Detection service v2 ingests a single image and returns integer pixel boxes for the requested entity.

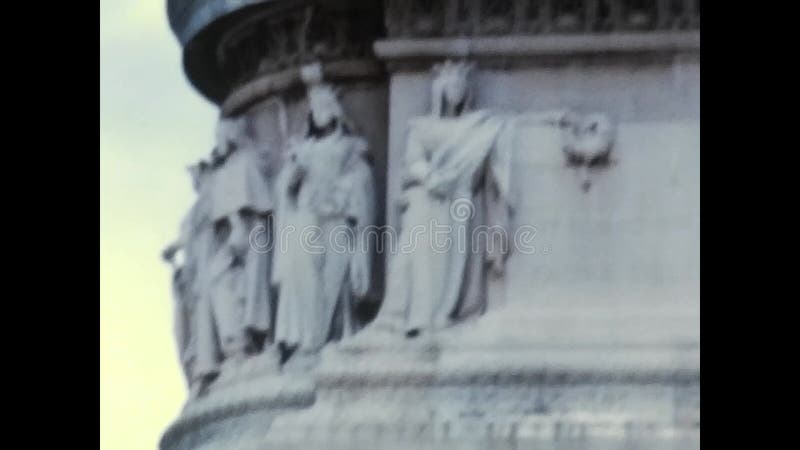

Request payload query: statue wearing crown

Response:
[368,60,576,339]
[271,64,376,367]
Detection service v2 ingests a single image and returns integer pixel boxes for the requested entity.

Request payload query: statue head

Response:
[561,113,616,192]
[307,84,345,135]
[431,60,476,117]
[300,62,352,138]
[212,116,249,165]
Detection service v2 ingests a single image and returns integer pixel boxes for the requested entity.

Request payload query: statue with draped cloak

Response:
[191,116,277,394]
[162,160,213,390]
[368,60,569,339]
[272,65,375,365]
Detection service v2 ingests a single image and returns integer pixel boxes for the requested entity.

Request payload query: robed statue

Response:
[272,64,375,366]
[190,117,276,395]
[369,60,568,339]
[162,160,213,391]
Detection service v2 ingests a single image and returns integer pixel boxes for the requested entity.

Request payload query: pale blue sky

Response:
[101,1,217,448]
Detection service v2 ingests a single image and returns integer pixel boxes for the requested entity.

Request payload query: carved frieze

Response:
[217,3,384,94]
[384,0,700,39]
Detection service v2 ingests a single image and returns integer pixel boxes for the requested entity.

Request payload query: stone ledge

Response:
[374,31,700,63]
[160,374,315,450]
[317,346,699,389]
[168,0,269,46]
[261,384,699,449]
[263,417,700,445]
[254,434,700,450]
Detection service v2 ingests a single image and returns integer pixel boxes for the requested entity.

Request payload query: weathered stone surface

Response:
[159,2,700,449]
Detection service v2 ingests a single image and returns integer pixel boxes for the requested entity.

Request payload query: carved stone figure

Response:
[560,112,616,192]
[191,117,276,395]
[369,60,568,338]
[162,160,213,389]
[272,64,375,365]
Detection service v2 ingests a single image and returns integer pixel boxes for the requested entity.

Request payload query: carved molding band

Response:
[218,3,384,98]
[174,0,385,104]
[385,0,700,39]
[318,347,700,389]
[167,0,270,46]
[221,59,384,116]
[159,375,316,450]
[374,31,699,63]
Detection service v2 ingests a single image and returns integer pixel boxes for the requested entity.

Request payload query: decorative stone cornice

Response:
[159,374,315,450]
[375,1,700,70]
[374,30,699,63]
[175,0,385,104]
[171,0,701,103]
[167,0,275,47]
[384,0,700,39]
[317,346,700,389]
[221,59,385,116]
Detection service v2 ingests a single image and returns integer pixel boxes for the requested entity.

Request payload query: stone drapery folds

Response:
[271,69,377,363]
[162,59,617,396]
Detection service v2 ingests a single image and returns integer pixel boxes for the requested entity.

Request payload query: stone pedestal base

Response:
[160,300,698,450]
[253,339,699,450]
[159,352,315,450]
[160,349,698,449]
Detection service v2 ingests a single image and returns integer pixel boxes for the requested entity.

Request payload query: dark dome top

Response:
[166,0,384,104]
[167,0,276,46]
[166,0,283,103]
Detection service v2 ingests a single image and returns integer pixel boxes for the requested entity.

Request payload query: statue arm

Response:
[279,140,310,200]
[515,109,574,128]
[348,163,376,299]
[401,123,462,200]
[484,121,518,276]
[484,167,512,277]
[271,160,298,288]
[349,235,371,298]
[426,167,461,199]
[400,125,431,190]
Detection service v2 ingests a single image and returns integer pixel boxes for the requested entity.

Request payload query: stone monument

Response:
[161,1,700,449]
